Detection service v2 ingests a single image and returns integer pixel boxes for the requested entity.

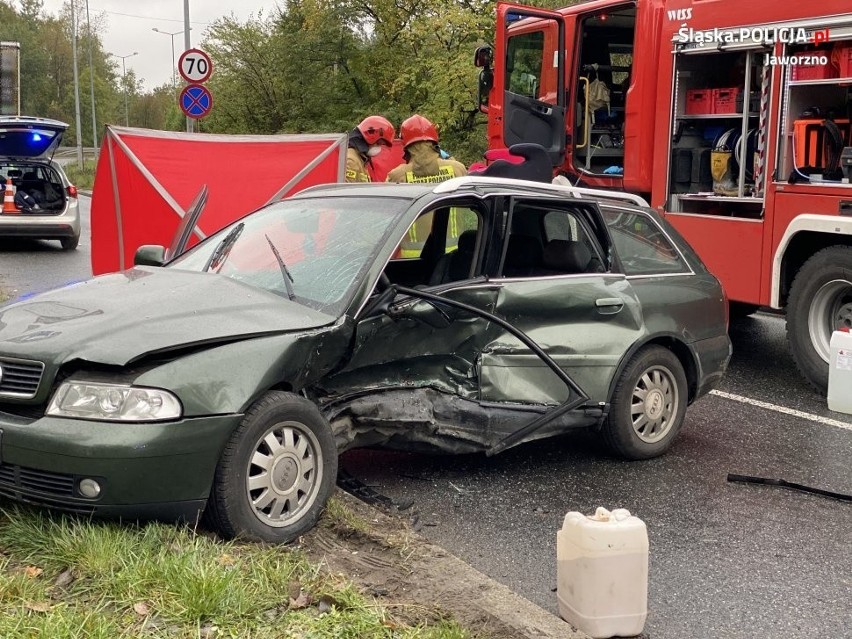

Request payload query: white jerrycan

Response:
[556,507,649,638]
[828,328,852,415]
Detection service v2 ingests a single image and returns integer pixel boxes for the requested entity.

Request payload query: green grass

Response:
[0,506,470,638]
[62,159,97,191]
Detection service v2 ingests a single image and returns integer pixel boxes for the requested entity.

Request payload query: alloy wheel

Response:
[245,421,323,527]
[630,365,680,444]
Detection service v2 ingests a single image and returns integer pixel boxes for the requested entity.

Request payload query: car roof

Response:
[295,177,650,209]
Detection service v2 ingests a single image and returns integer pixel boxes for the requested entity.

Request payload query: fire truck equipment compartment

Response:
[793,119,851,171]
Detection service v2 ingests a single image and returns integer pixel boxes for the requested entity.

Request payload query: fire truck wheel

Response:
[787,245,852,393]
[602,346,688,460]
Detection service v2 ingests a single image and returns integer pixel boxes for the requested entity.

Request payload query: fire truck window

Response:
[507,31,544,99]
[600,207,688,276]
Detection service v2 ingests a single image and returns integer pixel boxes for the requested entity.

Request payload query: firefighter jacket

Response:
[346,147,371,183]
[386,141,467,183]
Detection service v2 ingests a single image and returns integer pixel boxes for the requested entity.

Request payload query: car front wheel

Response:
[206,391,337,543]
[602,346,688,460]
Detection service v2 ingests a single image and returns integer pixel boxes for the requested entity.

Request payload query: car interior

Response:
[0,162,66,212]
[381,201,607,290]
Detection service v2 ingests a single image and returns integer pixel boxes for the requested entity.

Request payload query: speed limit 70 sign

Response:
[178,48,213,83]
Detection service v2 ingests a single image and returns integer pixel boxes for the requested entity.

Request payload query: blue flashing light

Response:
[31,133,42,142]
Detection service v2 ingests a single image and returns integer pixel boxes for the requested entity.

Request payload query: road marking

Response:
[710,390,852,432]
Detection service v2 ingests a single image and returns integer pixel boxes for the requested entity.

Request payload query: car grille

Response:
[0,357,45,399]
[0,464,93,514]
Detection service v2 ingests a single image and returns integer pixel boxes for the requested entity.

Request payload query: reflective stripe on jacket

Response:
[405,165,456,183]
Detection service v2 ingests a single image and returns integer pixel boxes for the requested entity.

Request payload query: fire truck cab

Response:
[476,0,852,392]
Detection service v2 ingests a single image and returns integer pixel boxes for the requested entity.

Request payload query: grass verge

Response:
[0,505,469,639]
[62,160,97,191]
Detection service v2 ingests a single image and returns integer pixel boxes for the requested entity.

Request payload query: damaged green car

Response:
[0,177,730,542]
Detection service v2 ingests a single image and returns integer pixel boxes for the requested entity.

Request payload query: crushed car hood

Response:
[0,267,337,366]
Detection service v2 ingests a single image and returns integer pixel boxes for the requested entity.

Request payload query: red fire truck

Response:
[474,0,852,391]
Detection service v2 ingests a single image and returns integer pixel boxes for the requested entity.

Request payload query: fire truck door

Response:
[497,3,568,165]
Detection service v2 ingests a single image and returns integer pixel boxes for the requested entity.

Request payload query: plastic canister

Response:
[557,507,648,638]
[828,328,852,414]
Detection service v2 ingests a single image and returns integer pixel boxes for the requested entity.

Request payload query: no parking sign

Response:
[178,48,213,119]
[180,84,213,119]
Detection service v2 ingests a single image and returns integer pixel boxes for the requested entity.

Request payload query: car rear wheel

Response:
[602,346,688,460]
[60,236,79,251]
[206,391,337,543]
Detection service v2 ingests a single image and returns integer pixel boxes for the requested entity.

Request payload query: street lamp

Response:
[111,51,138,126]
[152,27,189,92]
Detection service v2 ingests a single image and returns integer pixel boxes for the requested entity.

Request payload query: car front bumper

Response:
[0,411,241,520]
[0,198,80,240]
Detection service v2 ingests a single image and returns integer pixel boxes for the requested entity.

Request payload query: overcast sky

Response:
[40,0,278,90]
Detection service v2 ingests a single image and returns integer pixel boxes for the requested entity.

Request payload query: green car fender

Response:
[133,323,352,417]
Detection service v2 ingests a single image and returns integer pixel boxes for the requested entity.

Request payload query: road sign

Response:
[178,48,213,84]
[180,84,213,119]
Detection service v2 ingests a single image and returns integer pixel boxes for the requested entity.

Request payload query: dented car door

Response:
[479,197,645,405]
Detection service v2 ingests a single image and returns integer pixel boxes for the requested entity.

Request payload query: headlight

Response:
[46,382,182,422]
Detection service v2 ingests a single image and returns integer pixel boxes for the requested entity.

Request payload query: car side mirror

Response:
[134,245,166,267]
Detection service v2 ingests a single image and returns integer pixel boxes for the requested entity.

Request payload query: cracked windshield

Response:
[168,197,407,312]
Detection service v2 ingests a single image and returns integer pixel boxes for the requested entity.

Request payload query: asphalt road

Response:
[0,195,93,298]
[1,198,850,638]
[341,315,852,639]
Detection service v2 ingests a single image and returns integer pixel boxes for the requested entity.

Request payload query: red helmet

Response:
[400,114,439,148]
[357,115,395,146]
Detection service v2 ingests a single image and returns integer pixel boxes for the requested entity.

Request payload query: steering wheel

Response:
[378,272,391,291]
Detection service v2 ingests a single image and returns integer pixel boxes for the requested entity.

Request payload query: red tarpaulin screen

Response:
[91,126,347,275]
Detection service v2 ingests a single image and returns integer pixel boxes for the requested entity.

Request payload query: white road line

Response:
[710,390,852,432]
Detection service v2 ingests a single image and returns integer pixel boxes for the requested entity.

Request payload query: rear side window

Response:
[601,207,689,276]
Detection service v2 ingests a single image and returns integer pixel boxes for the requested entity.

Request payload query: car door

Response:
[480,196,645,405]
[322,196,503,401]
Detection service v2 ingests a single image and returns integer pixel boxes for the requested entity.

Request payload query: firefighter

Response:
[346,115,395,183]
[386,114,467,183]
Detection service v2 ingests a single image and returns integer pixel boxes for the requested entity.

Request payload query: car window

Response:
[168,196,409,315]
[384,205,483,288]
[498,203,605,277]
[395,207,480,260]
[600,207,688,276]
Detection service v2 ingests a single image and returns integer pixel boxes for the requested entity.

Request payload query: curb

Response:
[321,489,591,639]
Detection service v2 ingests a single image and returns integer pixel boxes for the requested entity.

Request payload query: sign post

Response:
[178,48,213,127]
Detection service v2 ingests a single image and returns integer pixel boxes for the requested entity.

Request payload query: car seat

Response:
[429,229,478,285]
[503,234,543,277]
[478,143,553,183]
[539,239,592,275]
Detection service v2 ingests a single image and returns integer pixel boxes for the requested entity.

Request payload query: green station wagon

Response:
[0,176,731,542]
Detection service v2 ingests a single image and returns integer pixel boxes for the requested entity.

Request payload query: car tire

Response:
[602,346,688,460]
[60,236,79,251]
[786,246,852,393]
[206,391,337,543]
